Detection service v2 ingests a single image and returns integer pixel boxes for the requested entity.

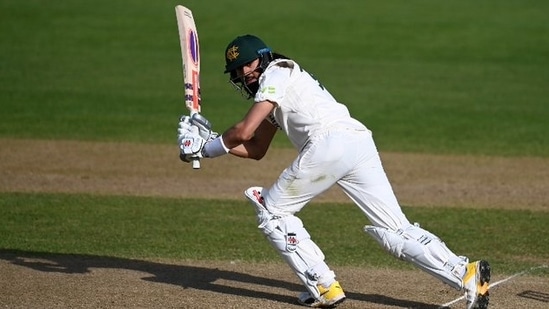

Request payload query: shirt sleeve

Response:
[254,64,292,104]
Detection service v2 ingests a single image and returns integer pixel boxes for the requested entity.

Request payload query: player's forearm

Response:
[228,140,267,160]
[229,144,253,158]
[227,128,276,160]
[217,125,257,159]
[222,116,276,160]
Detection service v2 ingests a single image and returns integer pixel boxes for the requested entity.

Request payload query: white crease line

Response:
[439,264,548,308]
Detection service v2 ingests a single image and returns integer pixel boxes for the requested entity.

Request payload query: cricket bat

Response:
[175,5,202,169]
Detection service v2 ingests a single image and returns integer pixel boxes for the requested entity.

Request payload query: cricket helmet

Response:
[224,34,272,73]
[224,34,273,98]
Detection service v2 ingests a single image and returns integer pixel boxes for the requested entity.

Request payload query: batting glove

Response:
[177,115,193,142]
[179,126,206,159]
[190,113,218,141]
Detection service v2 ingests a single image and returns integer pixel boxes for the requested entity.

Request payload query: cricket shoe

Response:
[463,260,491,309]
[297,281,346,308]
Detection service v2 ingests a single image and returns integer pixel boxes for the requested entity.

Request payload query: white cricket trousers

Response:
[263,128,410,231]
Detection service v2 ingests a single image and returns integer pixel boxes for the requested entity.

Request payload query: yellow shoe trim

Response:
[478,282,489,295]
[463,262,477,284]
[318,281,345,301]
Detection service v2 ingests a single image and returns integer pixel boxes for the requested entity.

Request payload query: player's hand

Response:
[177,115,212,145]
[179,126,206,161]
[177,115,193,140]
[190,113,218,141]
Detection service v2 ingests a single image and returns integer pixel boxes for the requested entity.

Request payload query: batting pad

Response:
[364,224,468,290]
[244,187,336,299]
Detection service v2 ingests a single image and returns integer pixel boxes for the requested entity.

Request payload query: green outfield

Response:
[1,192,547,276]
[1,0,548,287]
[1,0,548,156]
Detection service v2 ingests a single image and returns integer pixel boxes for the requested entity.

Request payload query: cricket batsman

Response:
[177,34,491,309]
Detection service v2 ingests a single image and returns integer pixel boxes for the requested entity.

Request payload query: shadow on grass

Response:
[0,249,444,308]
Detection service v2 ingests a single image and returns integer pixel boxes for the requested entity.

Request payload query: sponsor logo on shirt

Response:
[260,86,276,94]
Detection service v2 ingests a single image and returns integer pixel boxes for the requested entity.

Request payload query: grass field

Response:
[1,192,547,275]
[1,0,548,156]
[1,1,548,308]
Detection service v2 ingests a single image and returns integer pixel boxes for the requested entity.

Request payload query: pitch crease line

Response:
[438,264,548,308]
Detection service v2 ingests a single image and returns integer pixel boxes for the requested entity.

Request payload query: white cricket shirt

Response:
[255,59,366,151]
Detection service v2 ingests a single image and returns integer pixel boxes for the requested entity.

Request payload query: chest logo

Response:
[260,86,276,94]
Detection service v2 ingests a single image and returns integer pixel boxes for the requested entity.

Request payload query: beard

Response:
[245,80,260,97]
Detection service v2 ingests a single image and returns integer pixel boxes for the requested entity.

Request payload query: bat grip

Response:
[192,158,201,169]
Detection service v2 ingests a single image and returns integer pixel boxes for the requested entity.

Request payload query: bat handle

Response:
[192,158,201,169]
[188,111,201,170]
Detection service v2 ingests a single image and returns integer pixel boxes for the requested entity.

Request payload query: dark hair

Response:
[272,52,289,61]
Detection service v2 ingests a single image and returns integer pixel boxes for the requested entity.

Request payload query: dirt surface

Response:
[1,139,548,210]
[1,138,548,308]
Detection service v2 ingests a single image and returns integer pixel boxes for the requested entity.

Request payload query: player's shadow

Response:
[0,249,443,308]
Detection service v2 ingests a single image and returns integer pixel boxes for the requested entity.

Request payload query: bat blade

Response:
[175,5,201,169]
[175,5,201,114]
